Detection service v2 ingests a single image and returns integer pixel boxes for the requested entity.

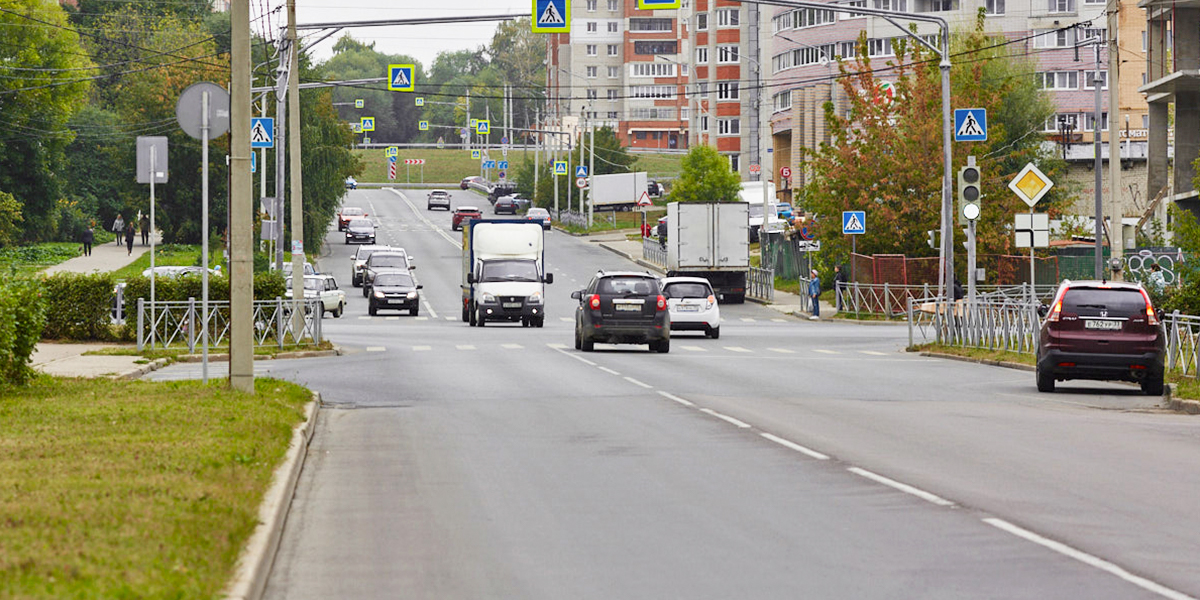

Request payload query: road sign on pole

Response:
[1008,162,1054,207]
[554,161,567,175]
[250,117,273,148]
[415,97,425,107]
[954,108,988,142]
[418,120,429,131]
[387,64,415,92]
[360,117,375,132]
[575,165,588,177]
[576,177,588,189]
[498,161,509,170]
[749,164,760,175]
[471,150,481,159]
[354,99,363,108]
[532,0,570,33]
[842,211,866,235]
[476,120,490,135]
[388,160,396,180]
[780,166,792,178]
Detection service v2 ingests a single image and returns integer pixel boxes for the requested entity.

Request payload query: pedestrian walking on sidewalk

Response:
[124,222,135,255]
[80,224,94,256]
[833,264,848,311]
[112,213,125,244]
[808,269,821,320]
[140,213,150,245]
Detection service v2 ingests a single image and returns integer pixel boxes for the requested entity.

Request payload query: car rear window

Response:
[664,282,711,299]
[1062,288,1147,317]
[342,208,362,216]
[598,277,658,295]
[349,219,372,227]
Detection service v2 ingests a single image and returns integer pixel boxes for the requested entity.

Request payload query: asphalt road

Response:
[158,187,1200,599]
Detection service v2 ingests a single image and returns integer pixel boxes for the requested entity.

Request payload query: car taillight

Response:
[656,295,666,311]
[1139,288,1158,325]
[706,294,716,309]
[1046,300,1063,322]
[589,294,601,309]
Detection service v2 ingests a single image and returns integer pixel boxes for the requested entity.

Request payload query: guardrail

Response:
[1165,311,1200,377]
[136,297,323,352]
[642,236,666,267]
[906,296,1040,354]
[748,267,775,303]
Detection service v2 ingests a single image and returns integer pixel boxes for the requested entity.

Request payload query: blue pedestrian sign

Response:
[471,150,481,159]
[954,108,987,142]
[532,0,570,33]
[554,161,567,175]
[842,211,866,235]
[418,120,429,131]
[476,120,490,135]
[575,165,588,177]
[483,160,496,169]
[360,117,375,132]
[498,161,509,170]
[387,64,415,92]
[250,117,273,148]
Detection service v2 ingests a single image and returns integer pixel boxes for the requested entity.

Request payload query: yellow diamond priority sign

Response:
[1008,162,1053,208]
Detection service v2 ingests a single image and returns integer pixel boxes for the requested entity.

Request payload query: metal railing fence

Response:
[748,267,775,303]
[136,297,323,352]
[642,236,667,267]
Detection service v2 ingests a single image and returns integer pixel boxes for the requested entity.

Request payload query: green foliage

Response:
[295,87,361,254]
[516,126,635,209]
[122,271,286,304]
[39,272,115,341]
[0,243,81,269]
[0,191,24,248]
[322,36,422,143]
[0,278,48,385]
[670,145,741,203]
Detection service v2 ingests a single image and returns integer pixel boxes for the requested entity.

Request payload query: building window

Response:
[607,0,618,9]
[717,45,740,63]
[717,82,740,100]
[700,115,709,132]
[587,44,597,56]
[1084,70,1108,89]
[607,111,618,119]
[1083,111,1108,131]
[728,154,739,172]
[874,0,907,10]
[634,40,678,55]
[718,118,740,135]
[696,13,708,30]
[587,0,596,10]
[985,0,1004,14]
[629,107,678,119]
[696,81,708,96]
[841,0,866,18]
[1083,0,1103,5]
[630,18,673,31]
[1043,113,1078,132]
[773,91,792,112]
[696,47,709,64]
[1037,71,1078,90]
[608,44,618,56]
[1033,28,1075,48]
[608,66,619,78]
[632,62,675,77]
[630,85,676,99]
[793,7,836,28]
[1142,30,1147,51]
[1048,0,1075,13]
[636,131,647,140]
[1142,114,1149,128]
[717,8,740,26]
[607,22,619,33]
[607,89,618,100]
[587,21,597,32]
[587,89,598,100]
[867,38,893,57]
[586,66,597,78]
[773,11,793,31]
[925,0,953,10]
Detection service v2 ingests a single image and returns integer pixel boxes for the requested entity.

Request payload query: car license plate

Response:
[502,302,521,308]
[615,304,640,312]
[675,305,700,312]
[1084,319,1121,330]
[389,299,403,304]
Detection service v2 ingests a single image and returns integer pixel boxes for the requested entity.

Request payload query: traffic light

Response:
[958,163,981,221]
[927,230,938,249]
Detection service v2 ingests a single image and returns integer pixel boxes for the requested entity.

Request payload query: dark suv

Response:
[1037,280,1165,395]
[572,271,670,353]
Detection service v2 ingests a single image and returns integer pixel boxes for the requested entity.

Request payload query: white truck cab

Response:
[462,220,553,327]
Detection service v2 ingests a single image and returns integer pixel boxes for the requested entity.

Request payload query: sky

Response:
[291,0,530,69]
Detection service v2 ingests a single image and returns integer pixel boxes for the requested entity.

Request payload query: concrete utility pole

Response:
[274,38,288,272]
[229,0,254,393]
[1107,0,1123,277]
[288,0,305,339]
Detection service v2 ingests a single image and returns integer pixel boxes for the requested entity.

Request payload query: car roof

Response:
[528,207,548,213]
[456,206,480,212]
[340,206,362,212]
[661,276,712,286]
[596,270,657,279]
[1060,279,1146,291]
[370,251,408,258]
[430,189,448,193]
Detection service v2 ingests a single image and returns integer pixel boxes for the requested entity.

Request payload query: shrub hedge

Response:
[0,278,47,385]
[122,271,286,304]
[39,272,116,341]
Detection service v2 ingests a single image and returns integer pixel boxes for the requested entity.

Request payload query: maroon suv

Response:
[1036,280,1165,395]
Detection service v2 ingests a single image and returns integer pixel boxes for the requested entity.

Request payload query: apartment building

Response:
[1140,0,1199,210]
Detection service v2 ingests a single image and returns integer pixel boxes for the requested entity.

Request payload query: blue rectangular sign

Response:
[842,211,866,235]
[250,117,273,148]
[954,108,987,142]
[532,0,570,33]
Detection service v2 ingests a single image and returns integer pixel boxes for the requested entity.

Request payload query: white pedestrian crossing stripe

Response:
[413,345,431,351]
[771,318,788,323]
[386,316,399,321]
[415,316,428,321]
[813,349,840,354]
[546,343,569,349]
[769,348,795,354]
[366,346,386,352]
[681,345,707,352]
[725,346,752,353]
[456,345,476,351]
[559,317,574,322]
[740,317,756,322]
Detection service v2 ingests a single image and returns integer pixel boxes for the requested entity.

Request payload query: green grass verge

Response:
[0,243,86,276]
[110,244,226,281]
[82,340,334,361]
[558,208,665,235]
[0,376,312,598]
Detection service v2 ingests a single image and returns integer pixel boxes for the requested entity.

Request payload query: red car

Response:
[452,206,481,231]
[337,206,367,231]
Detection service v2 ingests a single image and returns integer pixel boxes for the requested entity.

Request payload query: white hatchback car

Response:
[660,277,721,339]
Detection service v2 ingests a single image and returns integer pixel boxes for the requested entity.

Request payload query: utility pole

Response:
[229,0,254,393]
[287,0,305,339]
[1107,0,1123,278]
[273,38,287,272]
[588,116,594,228]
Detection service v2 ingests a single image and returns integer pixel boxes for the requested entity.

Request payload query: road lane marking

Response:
[847,467,955,507]
[699,408,751,428]
[982,519,1196,600]
[771,318,788,323]
[740,317,756,322]
[860,350,888,356]
[657,391,694,407]
[598,366,620,375]
[422,301,438,319]
[559,317,574,322]
[445,316,456,321]
[813,349,840,354]
[769,348,796,354]
[415,316,429,321]
[546,343,569,349]
[623,376,653,389]
[385,316,399,321]
[681,346,707,352]
[358,316,371,320]
[456,345,476,351]
[365,346,386,352]
[760,433,829,460]
[502,343,523,349]
[386,188,461,247]
[724,346,752,353]
[412,345,432,351]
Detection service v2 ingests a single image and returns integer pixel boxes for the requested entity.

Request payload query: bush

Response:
[39,272,116,341]
[122,271,286,304]
[0,279,47,385]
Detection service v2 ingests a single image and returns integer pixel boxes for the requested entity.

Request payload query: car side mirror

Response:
[417,285,424,290]
[570,290,581,300]
[409,265,416,270]
[467,273,477,284]
[544,273,554,284]
[1037,304,1049,318]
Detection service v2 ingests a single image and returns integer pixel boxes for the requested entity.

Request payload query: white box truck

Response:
[590,172,649,211]
[740,181,784,242]
[666,202,751,303]
[462,220,553,327]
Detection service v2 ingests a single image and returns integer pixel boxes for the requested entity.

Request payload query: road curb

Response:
[223,392,320,600]
[175,348,342,363]
[918,350,1036,372]
[112,357,170,380]
[1163,386,1200,414]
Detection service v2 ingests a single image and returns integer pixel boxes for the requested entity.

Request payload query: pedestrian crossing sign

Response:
[575,165,588,177]
[532,0,570,33]
[476,120,490,135]
[387,64,415,92]
[472,150,481,159]
[250,117,273,148]
[385,146,398,157]
[415,97,425,107]
[354,99,363,108]
[419,120,429,131]
[554,160,567,176]
[954,108,987,142]
[360,117,375,132]
[842,210,866,235]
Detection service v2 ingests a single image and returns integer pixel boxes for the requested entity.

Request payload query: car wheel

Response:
[707,326,720,339]
[410,307,419,316]
[469,304,477,326]
[368,302,377,316]
[333,303,343,318]
[477,309,486,327]
[462,303,470,322]
[1036,365,1055,393]
[581,335,594,352]
[655,338,670,353]
[574,327,582,350]
[1141,374,1164,396]
[535,317,544,328]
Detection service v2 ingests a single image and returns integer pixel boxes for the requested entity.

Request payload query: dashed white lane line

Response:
[445,316,456,321]
[657,391,694,407]
[740,317,756,322]
[860,350,888,356]
[699,408,751,428]
[771,318,788,323]
[385,316,399,321]
[456,345,476,351]
[365,346,386,352]
[813,349,840,355]
[681,345,707,352]
[559,317,574,322]
[412,345,432,352]
[982,518,1196,600]
[546,343,569,349]
[358,316,371,320]
[768,348,796,354]
[502,343,523,349]
[624,376,653,389]
[415,316,429,321]
[724,346,752,353]
[847,467,955,507]
[760,433,829,460]
[598,366,620,375]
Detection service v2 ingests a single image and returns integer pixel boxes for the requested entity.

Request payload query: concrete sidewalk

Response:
[43,231,161,275]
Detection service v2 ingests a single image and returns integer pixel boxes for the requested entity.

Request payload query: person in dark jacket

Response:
[953,277,965,301]
[808,269,821,320]
[833,264,848,311]
[140,213,150,245]
[81,224,94,256]
[125,222,136,255]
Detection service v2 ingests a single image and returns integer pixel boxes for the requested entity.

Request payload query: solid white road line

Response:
[624,376,653,389]
[760,433,830,460]
[699,408,751,428]
[365,346,386,352]
[847,467,955,507]
[768,348,796,354]
[423,301,438,319]
[598,366,620,375]
[725,346,752,353]
[412,345,432,352]
[983,518,1196,600]
[546,343,569,349]
[813,349,840,355]
[657,391,694,407]
[414,316,429,321]
[385,317,399,321]
[860,350,888,356]
[386,188,461,248]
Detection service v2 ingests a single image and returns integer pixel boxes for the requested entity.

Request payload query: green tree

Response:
[670,145,741,203]
[804,15,1067,260]
[321,35,423,143]
[0,191,24,248]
